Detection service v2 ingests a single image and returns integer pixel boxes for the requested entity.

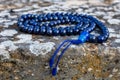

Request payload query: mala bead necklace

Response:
[17,12,109,76]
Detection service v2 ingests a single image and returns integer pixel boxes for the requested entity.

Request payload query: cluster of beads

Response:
[18,13,109,43]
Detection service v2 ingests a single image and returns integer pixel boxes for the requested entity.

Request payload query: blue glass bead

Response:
[31,14,35,18]
[53,15,58,20]
[27,25,34,33]
[18,22,23,27]
[53,21,57,25]
[43,16,48,21]
[44,23,49,27]
[19,25,24,31]
[29,20,35,25]
[23,25,29,32]
[75,22,83,29]
[73,27,80,35]
[35,15,39,18]
[52,28,59,36]
[58,15,63,20]
[59,27,66,36]
[97,36,105,43]
[61,20,65,23]
[40,26,46,35]
[65,27,73,35]
[19,18,24,22]
[33,26,40,34]
[46,27,53,35]
[27,14,32,18]
[49,22,55,26]
[21,15,27,19]
[55,12,59,16]
[38,16,43,21]
[87,35,97,43]
[57,20,61,24]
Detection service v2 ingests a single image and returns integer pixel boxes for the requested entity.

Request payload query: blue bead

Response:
[46,27,53,35]
[43,16,48,21]
[57,20,61,24]
[52,28,59,36]
[65,27,73,35]
[28,25,34,33]
[58,15,63,20]
[53,16,58,20]
[18,22,23,26]
[87,35,97,43]
[19,18,24,22]
[59,27,66,36]
[97,36,105,43]
[38,16,43,21]
[21,15,27,19]
[61,20,65,23]
[33,26,40,34]
[23,25,29,32]
[73,27,80,35]
[49,22,54,26]
[40,26,46,35]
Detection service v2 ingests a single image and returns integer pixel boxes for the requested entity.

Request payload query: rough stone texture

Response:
[0,0,120,80]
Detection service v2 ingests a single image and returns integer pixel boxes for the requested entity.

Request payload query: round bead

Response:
[52,28,59,36]
[23,25,29,32]
[28,25,34,33]
[88,35,97,43]
[65,27,73,36]
[73,27,80,35]
[40,26,46,35]
[33,26,40,34]
[59,27,66,36]
[97,36,105,43]
[46,27,53,36]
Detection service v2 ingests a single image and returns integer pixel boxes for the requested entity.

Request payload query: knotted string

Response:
[49,31,89,76]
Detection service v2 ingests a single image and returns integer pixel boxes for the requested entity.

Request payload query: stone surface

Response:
[0,0,120,80]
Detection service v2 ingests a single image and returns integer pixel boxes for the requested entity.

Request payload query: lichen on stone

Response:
[0,29,17,37]
[29,42,55,56]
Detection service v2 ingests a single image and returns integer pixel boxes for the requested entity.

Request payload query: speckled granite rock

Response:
[0,0,120,80]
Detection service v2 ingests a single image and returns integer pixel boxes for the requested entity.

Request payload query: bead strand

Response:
[18,12,109,43]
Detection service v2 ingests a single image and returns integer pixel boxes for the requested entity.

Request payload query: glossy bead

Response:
[49,22,55,26]
[40,26,46,35]
[57,20,61,24]
[46,27,53,36]
[21,15,27,19]
[52,28,59,36]
[97,36,105,43]
[59,27,66,36]
[73,27,80,35]
[19,18,24,22]
[23,25,29,32]
[33,26,40,34]
[65,27,73,36]
[28,25,34,33]
[18,22,23,27]
[27,14,32,18]
[88,35,97,43]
